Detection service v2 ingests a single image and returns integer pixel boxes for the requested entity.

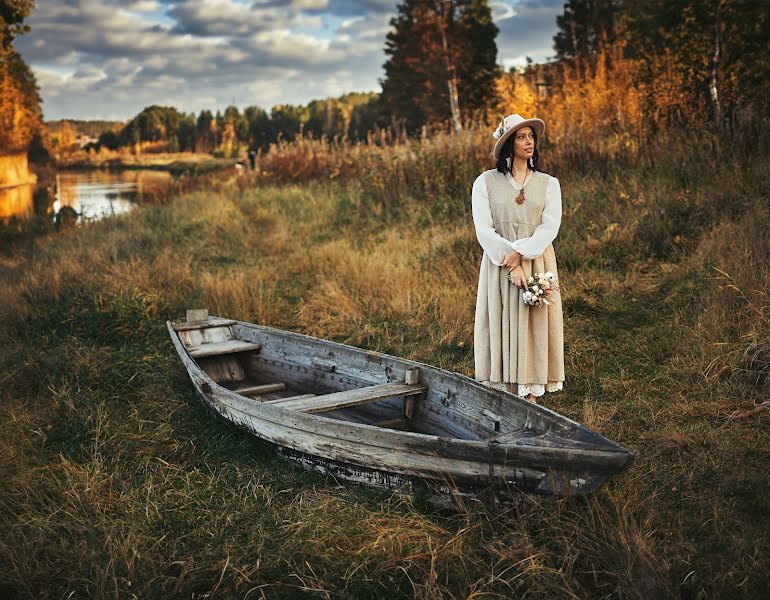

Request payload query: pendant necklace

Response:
[511,169,531,205]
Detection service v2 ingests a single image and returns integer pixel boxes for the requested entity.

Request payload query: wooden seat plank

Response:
[173,318,237,332]
[266,382,427,414]
[240,392,314,403]
[276,393,316,402]
[188,340,261,358]
[232,382,286,396]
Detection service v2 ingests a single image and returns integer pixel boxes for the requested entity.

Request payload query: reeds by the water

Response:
[0,123,768,598]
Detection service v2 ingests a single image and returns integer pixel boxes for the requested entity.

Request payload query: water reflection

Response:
[53,170,172,222]
[0,169,173,225]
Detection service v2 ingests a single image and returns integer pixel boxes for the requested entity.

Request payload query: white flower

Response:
[545,271,555,281]
[532,285,539,292]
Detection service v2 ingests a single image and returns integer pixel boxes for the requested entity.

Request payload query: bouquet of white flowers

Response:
[519,271,559,307]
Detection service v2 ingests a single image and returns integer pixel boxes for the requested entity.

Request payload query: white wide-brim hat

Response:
[491,114,545,160]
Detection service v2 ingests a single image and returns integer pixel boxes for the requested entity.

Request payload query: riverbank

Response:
[0,161,232,250]
[56,151,234,176]
[0,148,767,597]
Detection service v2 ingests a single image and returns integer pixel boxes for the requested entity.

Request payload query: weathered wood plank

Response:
[266,382,427,413]
[186,308,208,323]
[188,340,262,358]
[311,359,336,372]
[405,367,420,384]
[274,393,316,402]
[173,318,236,332]
[403,397,415,419]
[234,324,397,387]
[403,367,420,419]
[487,426,538,443]
[200,355,245,383]
[321,408,378,424]
[232,382,286,396]
[373,417,411,430]
[180,325,232,348]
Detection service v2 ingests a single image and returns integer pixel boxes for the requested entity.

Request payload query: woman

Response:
[472,114,564,400]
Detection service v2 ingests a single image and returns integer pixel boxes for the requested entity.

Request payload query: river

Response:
[0,169,174,225]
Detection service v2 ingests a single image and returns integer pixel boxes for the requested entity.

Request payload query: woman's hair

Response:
[495,128,540,174]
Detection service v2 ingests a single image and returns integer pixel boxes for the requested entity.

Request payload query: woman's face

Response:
[512,126,535,161]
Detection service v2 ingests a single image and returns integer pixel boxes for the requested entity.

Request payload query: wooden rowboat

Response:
[168,310,634,506]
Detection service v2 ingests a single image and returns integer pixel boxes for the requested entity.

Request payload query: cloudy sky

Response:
[15,0,564,121]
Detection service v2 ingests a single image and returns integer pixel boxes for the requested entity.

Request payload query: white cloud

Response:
[246,28,346,65]
[15,0,562,120]
[169,0,302,37]
[291,0,329,9]
[125,1,161,12]
[490,2,517,21]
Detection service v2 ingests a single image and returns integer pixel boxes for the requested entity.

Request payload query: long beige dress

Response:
[472,168,565,398]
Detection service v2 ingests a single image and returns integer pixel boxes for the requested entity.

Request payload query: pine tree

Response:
[380,0,499,134]
[455,0,500,122]
[196,110,215,152]
[380,0,428,134]
[553,0,620,65]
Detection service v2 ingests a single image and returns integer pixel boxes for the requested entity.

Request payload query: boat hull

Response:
[168,318,634,505]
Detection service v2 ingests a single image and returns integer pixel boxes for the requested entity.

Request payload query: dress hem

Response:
[480,380,564,398]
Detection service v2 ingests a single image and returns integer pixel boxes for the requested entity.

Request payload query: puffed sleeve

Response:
[471,173,517,266]
[510,176,562,260]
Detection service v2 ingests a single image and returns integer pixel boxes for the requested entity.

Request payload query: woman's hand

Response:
[509,265,528,289]
[501,251,521,271]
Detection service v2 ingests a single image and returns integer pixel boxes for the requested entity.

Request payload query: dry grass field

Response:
[0,126,768,598]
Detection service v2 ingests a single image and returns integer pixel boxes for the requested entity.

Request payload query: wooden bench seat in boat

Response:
[266,382,427,414]
[231,382,286,396]
[187,340,262,358]
[173,317,236,331]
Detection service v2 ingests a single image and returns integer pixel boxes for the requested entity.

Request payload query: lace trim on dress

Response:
[517,381,563,398]
[482,380,564,398]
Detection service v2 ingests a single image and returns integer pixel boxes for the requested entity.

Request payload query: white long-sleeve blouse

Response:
[471,171,562,266]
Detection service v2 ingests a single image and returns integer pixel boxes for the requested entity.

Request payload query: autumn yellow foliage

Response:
[486,45,713,169]
[0,49,41,154]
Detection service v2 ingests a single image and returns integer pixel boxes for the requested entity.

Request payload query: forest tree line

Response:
[2,0,768,160]
[89,92,383,156]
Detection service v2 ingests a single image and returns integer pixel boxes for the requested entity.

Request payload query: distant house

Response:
[76,135,99,148]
